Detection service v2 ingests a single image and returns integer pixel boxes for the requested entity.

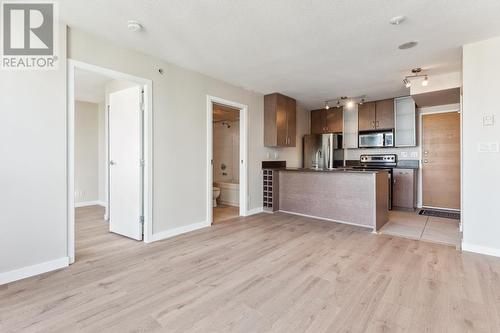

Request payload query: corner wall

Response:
[0,26,68,281]
[462,36,500,256]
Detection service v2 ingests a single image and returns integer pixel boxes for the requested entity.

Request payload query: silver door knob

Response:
[110,160,116,166]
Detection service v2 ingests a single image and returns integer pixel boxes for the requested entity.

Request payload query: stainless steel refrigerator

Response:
[303,134,344,169]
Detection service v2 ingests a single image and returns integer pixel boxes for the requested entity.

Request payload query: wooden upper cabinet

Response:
[375,99,395,130]
[310,109,326,134]
[286,96,296,146]
[310,108,343,134]
[326,107,343,133]
[358,100,395,131]
[264,93,296,147]
[358,102,376,131]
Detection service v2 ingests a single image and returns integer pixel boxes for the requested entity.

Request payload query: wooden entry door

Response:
[422,112,460,209]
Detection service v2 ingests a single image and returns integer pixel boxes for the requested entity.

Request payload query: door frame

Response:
[206,95,248,224]
[418,104,461,212]
[67,59,154,263]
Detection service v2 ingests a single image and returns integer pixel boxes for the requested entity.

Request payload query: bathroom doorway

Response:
[206,96,248,224]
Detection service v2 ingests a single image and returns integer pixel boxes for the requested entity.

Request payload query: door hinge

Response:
[140,90,145,111]
[139,215,144,224]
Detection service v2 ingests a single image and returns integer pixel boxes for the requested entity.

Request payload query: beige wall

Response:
[0,27,67,275]
[75,101,100,203]
[462,36,500,256]
[68,28,307,234]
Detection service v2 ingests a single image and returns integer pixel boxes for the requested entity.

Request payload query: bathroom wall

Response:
[213,120,240,183]
[75,101,100,204]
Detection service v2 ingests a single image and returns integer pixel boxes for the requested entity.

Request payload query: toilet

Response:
[213,186,221,207]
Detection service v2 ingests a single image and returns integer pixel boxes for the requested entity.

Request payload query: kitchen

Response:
[263,86,461,246]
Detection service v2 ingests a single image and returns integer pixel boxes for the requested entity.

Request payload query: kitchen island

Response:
[276,168,389,231]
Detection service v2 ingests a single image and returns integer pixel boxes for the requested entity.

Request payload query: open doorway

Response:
[206,96,248,225]
[212,104,240,223]
[68,61,153,264]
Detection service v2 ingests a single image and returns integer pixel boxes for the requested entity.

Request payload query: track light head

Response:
[403,78,412,88]
[421,76,429,86]
[325,101,330,110]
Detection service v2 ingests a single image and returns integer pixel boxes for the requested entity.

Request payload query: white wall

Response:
[410,71,461,95]
[0,27,67,278]
[68,28,307,235]
[97,102,106,203]
[75,101,100,204]
[213,120,240,183]
[462,36,500,256]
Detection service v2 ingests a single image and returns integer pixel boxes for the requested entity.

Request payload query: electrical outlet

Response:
[478,142,499,153]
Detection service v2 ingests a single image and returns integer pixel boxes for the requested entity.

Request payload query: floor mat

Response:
[419,209,460,220]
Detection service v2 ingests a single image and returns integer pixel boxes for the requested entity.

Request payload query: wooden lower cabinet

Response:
[393,168,416,209]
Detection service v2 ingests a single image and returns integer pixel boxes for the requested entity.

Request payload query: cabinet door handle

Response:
[376,120,379,128]
[372,121,375,128]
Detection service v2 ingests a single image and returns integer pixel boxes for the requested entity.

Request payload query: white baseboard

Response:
[0,257,69,285]
[150,221,211,243]
[245,207,264,216]
[219,200,239,207]
[462,243,500,258]
[75,200,107,208]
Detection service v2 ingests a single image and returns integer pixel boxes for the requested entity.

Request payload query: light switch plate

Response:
[482,114,495,127]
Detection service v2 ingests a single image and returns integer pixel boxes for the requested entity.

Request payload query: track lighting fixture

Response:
[323,95,367,109]
[403,68,429,88]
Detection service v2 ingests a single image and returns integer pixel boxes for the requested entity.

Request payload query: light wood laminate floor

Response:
[213,204,239,224]
[1,206,500,332]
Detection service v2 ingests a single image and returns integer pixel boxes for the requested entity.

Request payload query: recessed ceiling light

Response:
[127,20,143,32]
[398,41,418,50]
[389,15,406,25]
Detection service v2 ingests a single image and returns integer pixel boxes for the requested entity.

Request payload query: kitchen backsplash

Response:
[344,147,420,160]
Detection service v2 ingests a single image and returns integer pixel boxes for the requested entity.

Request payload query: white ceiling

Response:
[74,68,110,103]
[61,0,500,109]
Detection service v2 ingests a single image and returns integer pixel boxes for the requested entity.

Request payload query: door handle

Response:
[110,160,116,166]
[424,159,428,163]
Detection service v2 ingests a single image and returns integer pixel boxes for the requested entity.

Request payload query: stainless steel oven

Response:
[350,154,397,210]
[358,130,394,148]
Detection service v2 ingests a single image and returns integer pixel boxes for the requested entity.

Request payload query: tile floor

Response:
[380,209,460,246]
[213,204,239,224]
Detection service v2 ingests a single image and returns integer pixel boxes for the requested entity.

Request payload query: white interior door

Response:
[109,86,143,240]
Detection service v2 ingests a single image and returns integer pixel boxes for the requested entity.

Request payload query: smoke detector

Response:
[389,16,406,25]
[127,20,143,32]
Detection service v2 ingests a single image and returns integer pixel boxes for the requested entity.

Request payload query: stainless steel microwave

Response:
[358,131,394,148]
